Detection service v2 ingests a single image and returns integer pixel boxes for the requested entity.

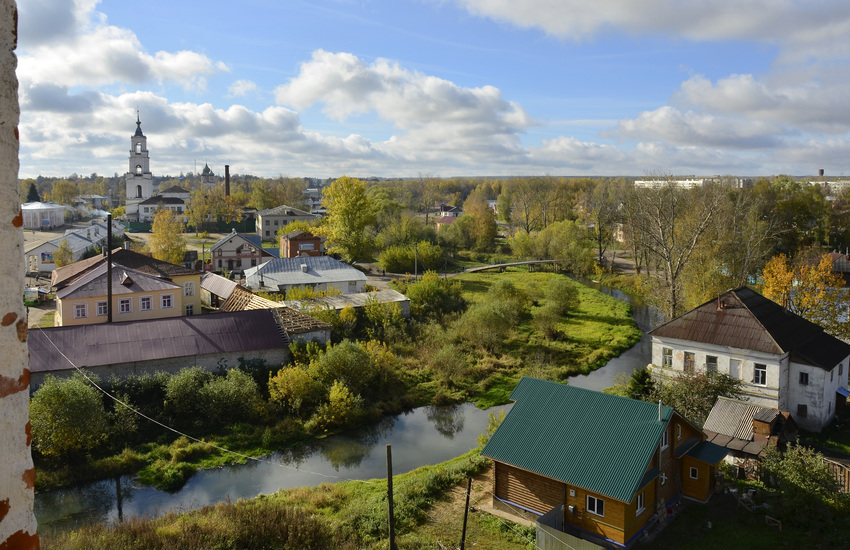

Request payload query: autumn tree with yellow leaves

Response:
[761,252,850,339]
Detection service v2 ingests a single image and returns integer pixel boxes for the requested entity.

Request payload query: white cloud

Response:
[449,0,850,62]
[274,50,531,165]
[674,74,850,133]
[606,105,784,149]
[228,80,259,98]
[17,0,224,90]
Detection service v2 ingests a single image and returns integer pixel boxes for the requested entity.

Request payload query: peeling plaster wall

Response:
[0,1,39,548]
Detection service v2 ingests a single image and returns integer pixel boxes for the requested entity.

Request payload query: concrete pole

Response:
[0,1,40,547]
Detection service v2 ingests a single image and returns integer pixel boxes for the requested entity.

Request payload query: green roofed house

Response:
[481,377,727,548]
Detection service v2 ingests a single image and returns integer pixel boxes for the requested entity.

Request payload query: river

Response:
[35,402,510,536]
[35,282,659,535]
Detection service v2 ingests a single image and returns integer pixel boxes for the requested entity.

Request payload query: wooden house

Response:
[481,377,727,548]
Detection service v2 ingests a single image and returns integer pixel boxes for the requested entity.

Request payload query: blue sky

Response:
[16,0,850,179]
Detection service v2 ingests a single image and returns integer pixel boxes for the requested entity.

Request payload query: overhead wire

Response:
[34,325,544,548]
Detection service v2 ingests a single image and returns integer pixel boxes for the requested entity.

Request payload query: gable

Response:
[650,287,850,369]
[481,377,673,503]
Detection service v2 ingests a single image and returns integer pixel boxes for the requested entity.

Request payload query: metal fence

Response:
[536,506,606,550]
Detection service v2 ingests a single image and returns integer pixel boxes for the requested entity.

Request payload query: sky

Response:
[15,0,850,179]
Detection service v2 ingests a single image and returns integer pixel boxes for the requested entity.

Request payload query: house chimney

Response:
[658,400,662,421]
[225,164,230,196]
[301,264,308,273]
[819,168,825,178]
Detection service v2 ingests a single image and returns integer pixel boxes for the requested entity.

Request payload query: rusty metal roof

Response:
[650,287,850,370]
[703,397,774,441]
[53,248,200,289]
[28,310,289,373]
[481,377,676,503]
[219,287,331,335]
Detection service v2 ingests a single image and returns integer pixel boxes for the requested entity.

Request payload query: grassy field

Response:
[454,269,641,406]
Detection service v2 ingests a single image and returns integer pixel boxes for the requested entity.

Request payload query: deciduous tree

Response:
[53,239,74,268]
[761,252,850,339]
[149,208,187,265]
[320,176,375,261]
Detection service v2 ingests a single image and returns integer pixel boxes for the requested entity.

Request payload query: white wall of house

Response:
[650,336,848,432]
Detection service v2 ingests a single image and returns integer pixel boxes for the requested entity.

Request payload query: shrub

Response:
[163,367,212,429]
[200,369,264,426]
[307,381,365,433]
[30,373,109,463]
[308,340,377,399]
[268,366,325,417]
[544,276,580,315]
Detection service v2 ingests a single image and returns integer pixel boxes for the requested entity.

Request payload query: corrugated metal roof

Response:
[57,263,180,299]
[257,204,314,217]
[285,289,409,312]
[245,256,367,289]
[481,377,674,503]
[650,287,850,371]
[53,249,200,289]
[686,441,728,465]
[28,310,289,373]
[200,272,238,300]
[703,397,777,440]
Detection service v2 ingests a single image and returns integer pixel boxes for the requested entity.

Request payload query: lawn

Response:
[456,269,642,382]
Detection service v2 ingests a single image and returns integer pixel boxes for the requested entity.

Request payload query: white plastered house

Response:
[648,287,850,432]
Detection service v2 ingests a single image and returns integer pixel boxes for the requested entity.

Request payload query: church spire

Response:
[134,110,144,137]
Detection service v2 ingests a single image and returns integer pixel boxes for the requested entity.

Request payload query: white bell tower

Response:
[124,112,154,221]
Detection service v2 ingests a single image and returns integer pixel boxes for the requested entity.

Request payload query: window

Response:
[218,259,222,268]
[236,259,242,267]
[185,304,194,316]
[661,430,669,450]
[265,220,270,226]
[140,296,152,311]
[587,495,604,517]
[251,259,256,267]
[299,242,315,251]
[274,220,279,226]
[689,467,699,480]
[136,165,142,175]
[677,424,682,441]
[119,298,131,314]
[684,352,695,373]
[184,282,195,297]
[265,231,270,236]
[96,301,107,316]
[797,404,808,417]
[799,372,809,385]
[662,347,672,368]
[143,207,149,213]
[161,294,173,308]
[74,303,88,319]
[706,356,718,373]
[753,364,767,386]
[135,142,141,154]
[636,492,645,515]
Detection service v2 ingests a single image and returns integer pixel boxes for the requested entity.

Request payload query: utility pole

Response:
[387,444,397,550]
[460,477,472,550]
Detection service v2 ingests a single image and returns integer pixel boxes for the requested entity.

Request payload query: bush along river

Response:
[35,282,660,535]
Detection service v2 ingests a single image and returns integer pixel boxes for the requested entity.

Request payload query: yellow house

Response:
[56,264,184,326]
[52,248,203,325]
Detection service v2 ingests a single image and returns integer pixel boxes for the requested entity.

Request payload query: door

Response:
[729,359,741,379]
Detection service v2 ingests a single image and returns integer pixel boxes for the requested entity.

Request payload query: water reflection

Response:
[36,402,509,536]
[425,404,465,439]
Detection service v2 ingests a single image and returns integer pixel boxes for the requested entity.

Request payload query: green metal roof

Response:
[686,441,728,465]
[481,377,674,503]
